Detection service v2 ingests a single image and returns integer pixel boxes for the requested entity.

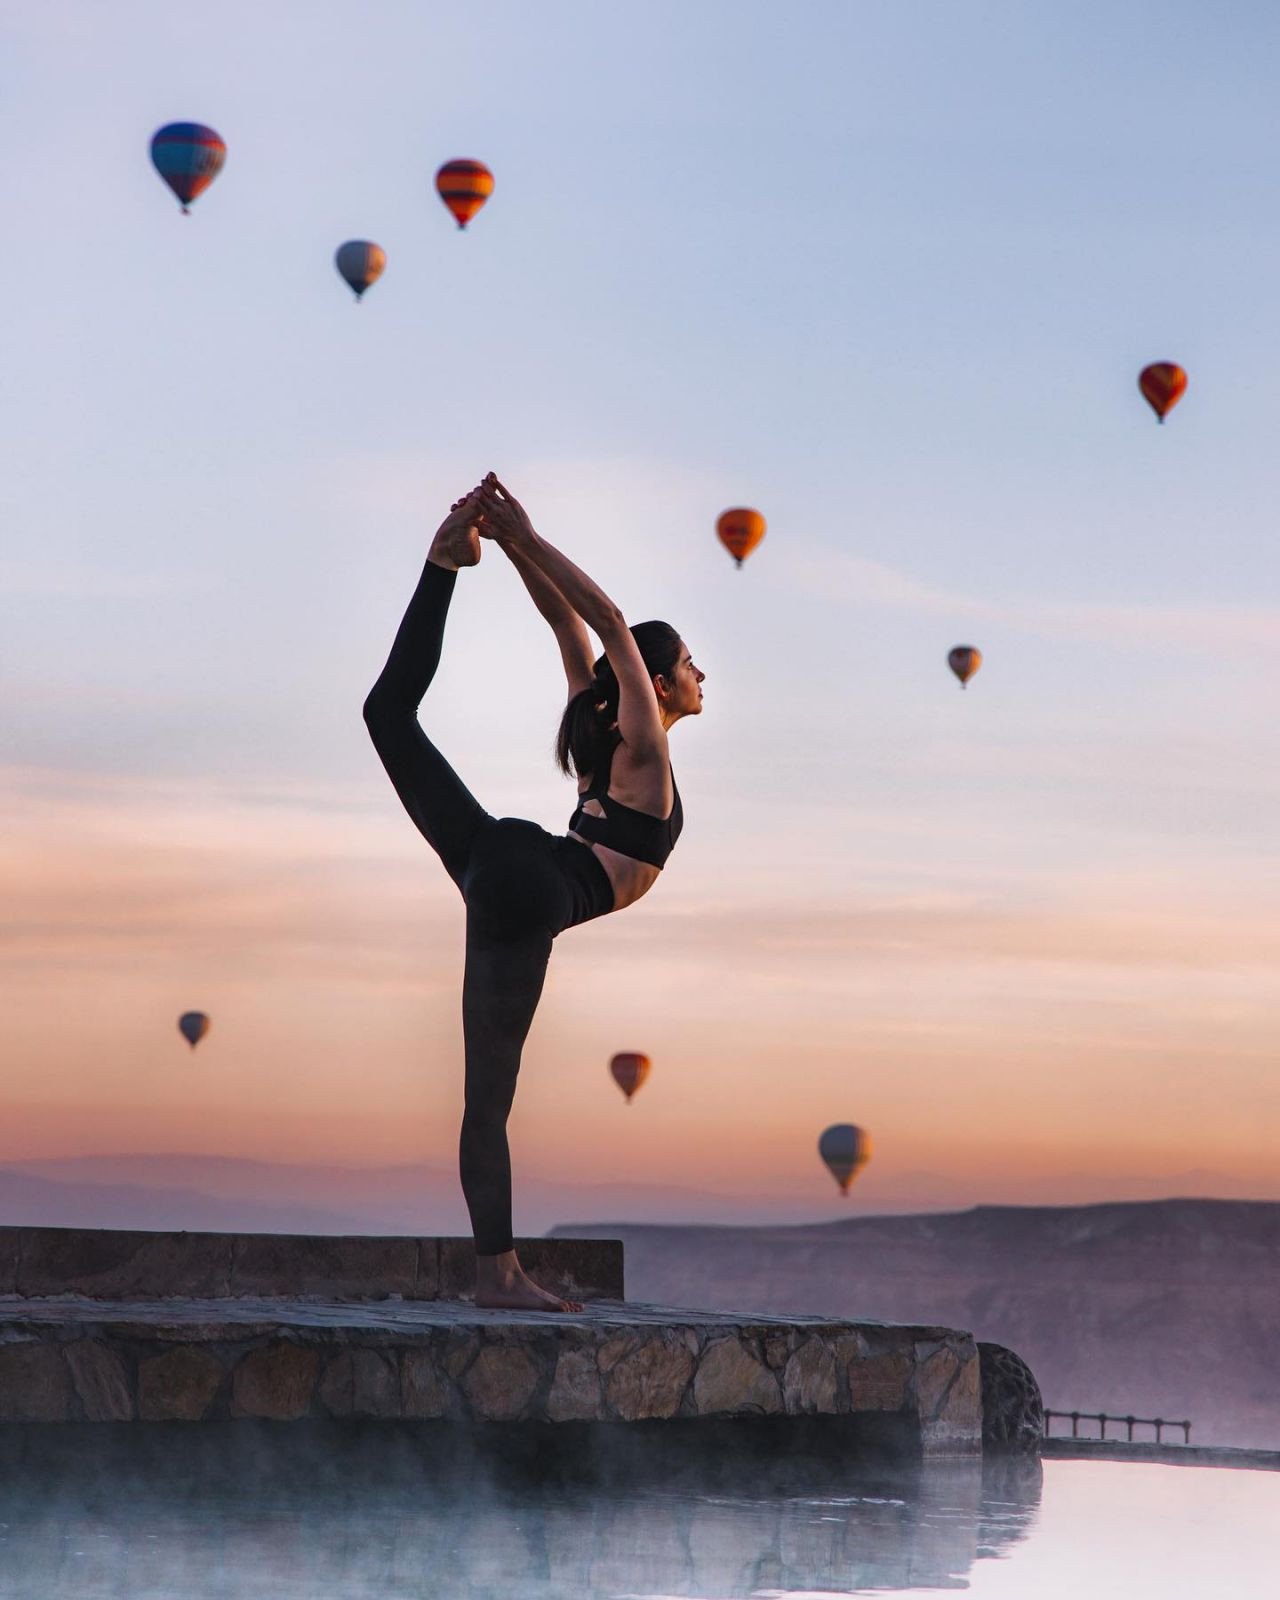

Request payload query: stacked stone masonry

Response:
[0,1229,982,1453]
[0,1227,622,1305]
[0,1296,978,1450]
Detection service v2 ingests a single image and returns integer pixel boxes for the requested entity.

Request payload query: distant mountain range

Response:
[553,1199,1280,1449]
[0,1151,1266,1232]
[0,1152,776,1235]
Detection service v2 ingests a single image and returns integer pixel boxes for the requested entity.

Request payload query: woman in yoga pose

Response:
[363,473,704,1312]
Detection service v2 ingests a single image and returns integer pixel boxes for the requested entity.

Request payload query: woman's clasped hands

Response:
[474,472,536,546]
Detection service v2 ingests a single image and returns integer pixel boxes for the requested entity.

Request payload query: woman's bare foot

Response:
[474,1250,584,1313]
[426,489,485,571]
[427,521,481,571]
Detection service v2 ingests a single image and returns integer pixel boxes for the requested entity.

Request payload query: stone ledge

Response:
[0,1228,622,1304]
[1042,1437,1280,1472]
[0,1294,980,1454]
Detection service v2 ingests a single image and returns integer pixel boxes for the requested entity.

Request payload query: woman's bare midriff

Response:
[566,828,660,912]
[566,738,671,914]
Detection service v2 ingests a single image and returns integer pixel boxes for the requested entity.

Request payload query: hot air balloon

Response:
[435,160,494,229]
[610,1052,650,1103]
[1138,362,1187,424]
[150,123,226,213]
[335,240,386,301]
[716,508,766,569]
[818,1123,871,1196]
[178,1011,210,1050]
[947,645,982,688]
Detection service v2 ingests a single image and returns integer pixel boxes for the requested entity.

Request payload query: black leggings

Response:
[363,558,615,1254]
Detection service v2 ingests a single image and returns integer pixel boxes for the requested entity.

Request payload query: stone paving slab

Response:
[0,1293,952,1333]
[0,1293,979,1453]
[1043,1437,1280,1472]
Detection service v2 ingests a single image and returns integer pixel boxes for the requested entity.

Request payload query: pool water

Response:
[0,1434,1274,1598]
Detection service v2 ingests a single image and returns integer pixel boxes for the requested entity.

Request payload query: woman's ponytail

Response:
[555,659,621,777]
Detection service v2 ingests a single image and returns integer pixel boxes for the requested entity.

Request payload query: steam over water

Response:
[0,1426,1274,1597]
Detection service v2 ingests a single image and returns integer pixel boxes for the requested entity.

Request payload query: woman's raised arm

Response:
[478,476,623,638]
[501,538,595,696]
[478,475,665,755]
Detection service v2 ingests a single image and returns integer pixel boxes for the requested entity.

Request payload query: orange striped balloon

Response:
[609,1052,651,1104]
[435,159,494,229]
[716,508,766,568]
[1138,362,1187,423]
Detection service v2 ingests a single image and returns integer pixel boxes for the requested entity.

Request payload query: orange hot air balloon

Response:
[435,160,494,229]
[1138,362,1187,423]
[716,508,766,568]
[610,1052,651,1103]
[178,1011,210,1050]
[818,1123,872,1196]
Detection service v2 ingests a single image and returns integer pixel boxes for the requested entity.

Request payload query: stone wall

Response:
[0,1296,980,1452]
[0,1228,622,1303]
[0,1227,984,1454]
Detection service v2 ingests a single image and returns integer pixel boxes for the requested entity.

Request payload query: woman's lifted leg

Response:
[362,490,489,887]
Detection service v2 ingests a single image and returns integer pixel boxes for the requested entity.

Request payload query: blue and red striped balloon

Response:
[150,123,226,213]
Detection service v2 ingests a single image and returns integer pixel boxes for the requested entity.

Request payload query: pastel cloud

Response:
[782,549,1280,655]
[3,763,1274,1207]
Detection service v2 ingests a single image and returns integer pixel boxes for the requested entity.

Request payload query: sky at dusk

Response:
[2,1,1277,1225]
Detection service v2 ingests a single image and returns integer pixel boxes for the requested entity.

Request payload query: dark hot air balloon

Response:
[435,160,494,229]
[178,1011,210,1050]
[818,1123,871,1196]
[335,241,386,301]
[150,123,226,213]
[947,645,982,688]
[1138,363,1187,423]
[610,1052,650,1103]
[716,508,766,568]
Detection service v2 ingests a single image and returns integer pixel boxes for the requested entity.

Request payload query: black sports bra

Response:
[568,739,683,869]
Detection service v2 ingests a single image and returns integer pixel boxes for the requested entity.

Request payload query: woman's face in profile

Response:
[666,642,705,715]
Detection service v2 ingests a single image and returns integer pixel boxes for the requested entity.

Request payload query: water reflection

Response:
[0,1426,1042,1598]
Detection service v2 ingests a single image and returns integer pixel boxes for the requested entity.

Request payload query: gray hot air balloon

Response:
[334,240,386,301]
[947,645,982,689]
[178,1011,210,1050]
[818,1123,871,1196]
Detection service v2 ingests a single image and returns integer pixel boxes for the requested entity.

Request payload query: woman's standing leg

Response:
[459,830,584,1312]
[363,556,488,886]
[458,918,554,1255]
